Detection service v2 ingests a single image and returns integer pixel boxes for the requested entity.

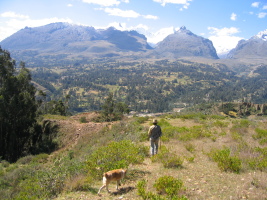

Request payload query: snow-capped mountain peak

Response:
[255,29,267,41]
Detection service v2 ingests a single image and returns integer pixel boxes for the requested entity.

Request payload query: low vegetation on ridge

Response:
[1,112,267,199]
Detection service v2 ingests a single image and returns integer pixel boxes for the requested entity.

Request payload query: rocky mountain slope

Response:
[153,26,219,59]
[0,22,152,64]
[2,22,267,66]
[0,23,220,65]
[227,29,267,60]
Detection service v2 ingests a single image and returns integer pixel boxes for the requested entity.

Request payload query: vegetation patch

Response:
[86,140,145,179]
[137,176,187,200]
[207,147,242,173]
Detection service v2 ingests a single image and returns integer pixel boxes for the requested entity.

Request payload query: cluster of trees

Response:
[0,47,131,162]
[0,47,39,162]
[0,48,69,162]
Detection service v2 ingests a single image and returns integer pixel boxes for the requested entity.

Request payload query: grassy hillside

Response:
[1,112,267,199]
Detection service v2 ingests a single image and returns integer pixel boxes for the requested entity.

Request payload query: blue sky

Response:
[0,0,267,54]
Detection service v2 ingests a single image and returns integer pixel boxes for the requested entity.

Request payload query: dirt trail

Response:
[48,112,107,159]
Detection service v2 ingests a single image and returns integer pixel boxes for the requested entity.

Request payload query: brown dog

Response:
[98,168,127,195]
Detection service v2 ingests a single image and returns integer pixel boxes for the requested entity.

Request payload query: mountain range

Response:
[0,22,267,66]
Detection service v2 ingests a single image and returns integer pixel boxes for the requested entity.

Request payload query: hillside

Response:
[1,112,267,199]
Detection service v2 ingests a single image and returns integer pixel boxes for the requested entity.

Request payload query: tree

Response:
[46,100,67,116]
[0,47,38,162]
[100,92,129,121]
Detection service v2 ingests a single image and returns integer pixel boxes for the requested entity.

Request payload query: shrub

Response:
[1,160,10,168]
[64,174,94,192]
[31,153,49,163]
[134,116,149,124]
[151,146,183,168]
[162,155,183,168]
[86,140,145,179]
[79,116,87,123]
[186,156,195,162]
[161,126,179,141]
[178,125,211,141]
[212,120,229,128]
[13,177,49,200]
[208,147,242,173]
[108,119,146,143]
[253,128,267,144]
[154,176,184,197]
[137,178,187,200]
[246,147,267,171]
[17,155,34,165]
[184,143,195,152]
[151,145,169,163]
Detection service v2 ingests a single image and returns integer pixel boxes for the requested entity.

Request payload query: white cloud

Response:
[1,11,29,19]
[143,15,158,20]
[208,27,243,55]
[94,22,150,35]
[93,22,172,44]
[102,8,140,18]
[67,4,73,7]
[99,8,158,19]
[263,5,267,10]
[258,12,267,18]
[251,2,260,8]
[230,13,237,21]
[208,27,240,36]
[0,12,72,41]
[153,0,192,7]
[146,26,178,44]
[82,0,120,6]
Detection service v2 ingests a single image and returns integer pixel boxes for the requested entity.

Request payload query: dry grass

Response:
[52,115,267,200]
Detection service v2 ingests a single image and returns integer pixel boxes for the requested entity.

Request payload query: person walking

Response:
[148,119,162,156]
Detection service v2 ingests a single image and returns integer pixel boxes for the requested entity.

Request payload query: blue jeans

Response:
[150,137,160,156]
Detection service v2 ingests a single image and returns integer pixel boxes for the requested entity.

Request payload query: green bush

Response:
[13,178,47,200]
[212,120,229,128]
[151,145,169,163]
[154,176,185,197]
[178,125,211,141]
[253,128,267,144]
[79,116,87,123]
[246,147,267,171]
[177,113,207,120]
[247,157,267,171]
[208,147,242,173]
[137,178,187,200]
[17,155,34,165]
[151,146,183,169]
[1,160,10,168]
[31,153,49,163]
[184,143,195,152]
[162,155,183,168]
[86,140,145,179]
[134,116,149,124]
[108,119,146,142]
[162,126,179,141]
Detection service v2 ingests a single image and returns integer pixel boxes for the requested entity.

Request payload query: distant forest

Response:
[30,59,267,114]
